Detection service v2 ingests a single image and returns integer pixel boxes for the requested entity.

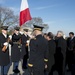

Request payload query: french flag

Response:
[20,0,32,26]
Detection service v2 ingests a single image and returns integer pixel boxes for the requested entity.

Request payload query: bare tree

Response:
[22,17,49,32]
[31,17,43,25]
[0,6,19,27]
[21,17,43,28]
[42,24,49,32]
[0,7,49,31]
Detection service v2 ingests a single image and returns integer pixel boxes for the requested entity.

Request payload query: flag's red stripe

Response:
[20,8,32,26]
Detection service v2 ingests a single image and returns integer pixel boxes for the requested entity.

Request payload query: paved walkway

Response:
[6,45,72,75]
[7,61,71,75]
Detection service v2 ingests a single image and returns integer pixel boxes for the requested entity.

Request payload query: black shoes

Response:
[13,69,20,73]
[13,66,20,74]
[67,69,71,72]
[22,66,28,69]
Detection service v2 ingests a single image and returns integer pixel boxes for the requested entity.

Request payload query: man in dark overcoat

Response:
[55,31,67,75]
[46,32,56,75]
[0,26,10,75]
[66,32,75,75]
[28,25,49,75]
[66,32,75,71]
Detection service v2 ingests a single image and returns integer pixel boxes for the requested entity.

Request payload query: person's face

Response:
[44,35,47,39]
[15,30,19,34]
[57,33,61,37]
[2,30,7,34]
[69,34,74,38]
[24,31,28,34]
[57,32,63,38]
[46,36,49,40]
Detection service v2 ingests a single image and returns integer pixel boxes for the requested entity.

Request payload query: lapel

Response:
[1,33,8,40]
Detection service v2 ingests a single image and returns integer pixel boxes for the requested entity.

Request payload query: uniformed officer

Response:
[11,27,21,73]
[0,26,10,75]
[22,29,30,69]
[28,25,49,75]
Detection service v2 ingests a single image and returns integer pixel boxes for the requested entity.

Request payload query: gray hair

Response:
[57,31,64,36]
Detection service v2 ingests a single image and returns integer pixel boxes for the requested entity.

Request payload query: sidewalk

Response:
[7,62,71,75]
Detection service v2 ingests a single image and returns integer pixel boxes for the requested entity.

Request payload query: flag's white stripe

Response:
[20,0,29,11]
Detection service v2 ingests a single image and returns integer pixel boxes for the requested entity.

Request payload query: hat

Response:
[14,27,20,31]
[0,26,8,30]
[33,25,44,31]
[23,29,28,32]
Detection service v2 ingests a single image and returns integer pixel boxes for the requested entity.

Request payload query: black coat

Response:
[47,40,56,72]
[21,34,29,59]
[28,35,48,71]
[67,37,75,51]
[55,37,67,58]
[0,33,10,66]
[11,33,21,62]
[55,37,67,72]
[66,37,75,64]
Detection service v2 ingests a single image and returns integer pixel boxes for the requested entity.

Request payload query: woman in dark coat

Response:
[46,32,56,75]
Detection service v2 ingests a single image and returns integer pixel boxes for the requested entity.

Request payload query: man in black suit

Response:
[28,25,49,75]
[66,32,75,72]
[0,26,10,75]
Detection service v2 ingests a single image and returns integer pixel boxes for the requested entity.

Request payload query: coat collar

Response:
[35,34,42,38]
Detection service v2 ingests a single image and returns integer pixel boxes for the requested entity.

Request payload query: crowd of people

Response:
[0,25,75,75]
[44,32,75,75]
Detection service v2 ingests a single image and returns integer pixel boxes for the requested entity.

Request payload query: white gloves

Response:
[9,35,12,40]
[3,42,8,47]
[27,40,29,43]
[19,31,24,35]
